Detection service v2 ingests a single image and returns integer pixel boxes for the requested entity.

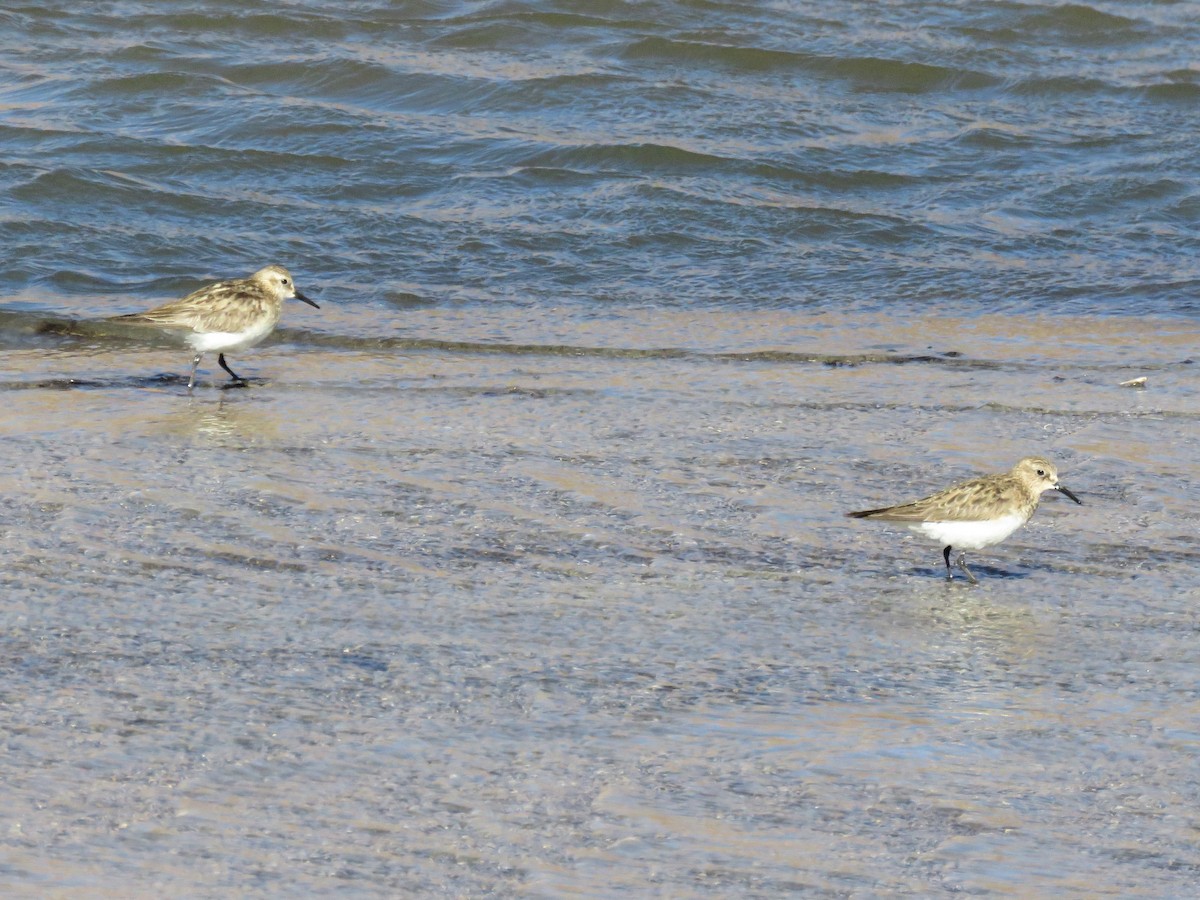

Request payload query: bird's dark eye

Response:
[1037,469,1046,476]
[282,278,289,284]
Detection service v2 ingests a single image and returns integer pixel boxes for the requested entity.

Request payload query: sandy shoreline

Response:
[0,302,1194,893]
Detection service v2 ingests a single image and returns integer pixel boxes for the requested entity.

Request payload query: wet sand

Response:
[0,305,1197,895]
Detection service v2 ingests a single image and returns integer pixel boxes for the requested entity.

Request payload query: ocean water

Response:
[1,1,1199,895]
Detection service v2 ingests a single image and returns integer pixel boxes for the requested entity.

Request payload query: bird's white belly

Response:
[908,513,1027,550]
[184,318,276,354]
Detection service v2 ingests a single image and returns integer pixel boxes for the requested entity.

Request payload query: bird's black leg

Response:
[943,546,953,580]
[217,353,245,384]
[955,552,979,585]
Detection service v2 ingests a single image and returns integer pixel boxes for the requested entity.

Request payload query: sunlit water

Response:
[2,1,1199,895]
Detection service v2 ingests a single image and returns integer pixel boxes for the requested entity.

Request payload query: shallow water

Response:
[3,1,1200,896]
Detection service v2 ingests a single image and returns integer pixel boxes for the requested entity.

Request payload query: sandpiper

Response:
[114,264,319,389]
[847,456,1081,583]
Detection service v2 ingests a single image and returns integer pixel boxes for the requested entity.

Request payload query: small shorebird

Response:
[847,456,1082,583]
[114,264,319,389]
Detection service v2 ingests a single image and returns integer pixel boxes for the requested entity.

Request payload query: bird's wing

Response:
[850,477,1021,522]
[114,280,264,333]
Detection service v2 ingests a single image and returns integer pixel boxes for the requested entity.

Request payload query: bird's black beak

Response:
[1056,483,1082,505]
[295,291,320,309]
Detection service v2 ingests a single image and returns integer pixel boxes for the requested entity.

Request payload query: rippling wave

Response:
[2,0,1198,318]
